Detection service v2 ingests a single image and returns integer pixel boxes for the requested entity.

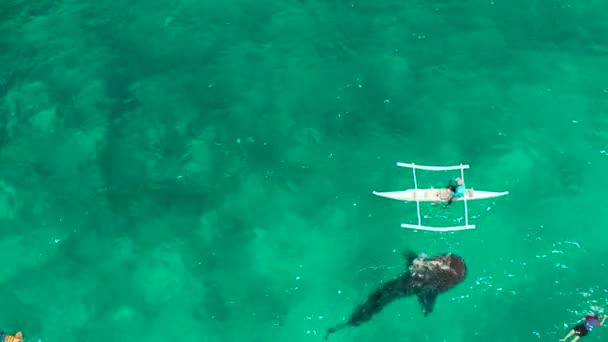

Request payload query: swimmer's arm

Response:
[601,316,607,325]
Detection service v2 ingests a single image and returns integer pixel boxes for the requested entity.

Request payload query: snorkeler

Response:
[442,177,464,209]
[560,314,606,341]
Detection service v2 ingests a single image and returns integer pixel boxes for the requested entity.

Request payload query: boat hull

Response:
[372,188,509,202]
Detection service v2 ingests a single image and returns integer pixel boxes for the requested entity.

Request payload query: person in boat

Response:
[560,314,606,341]
[443,177,464,209]
[0,331,23,342]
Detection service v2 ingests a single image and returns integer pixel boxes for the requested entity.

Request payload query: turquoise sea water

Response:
[2,1,608,341]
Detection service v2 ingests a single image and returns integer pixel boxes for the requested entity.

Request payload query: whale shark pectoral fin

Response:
[401,249,418,269]
[417,291,438,316]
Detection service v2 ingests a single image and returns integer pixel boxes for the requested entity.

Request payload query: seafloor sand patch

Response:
[132,243,186,306]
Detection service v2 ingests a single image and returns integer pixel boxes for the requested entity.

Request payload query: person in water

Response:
[442,177,464,208]
[0,331,23,342]
[560,314,606,341]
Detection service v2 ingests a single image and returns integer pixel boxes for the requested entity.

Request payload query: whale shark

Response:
[325,250,467,339]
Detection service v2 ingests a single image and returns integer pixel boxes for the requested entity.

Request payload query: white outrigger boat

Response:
[373,162,509,232]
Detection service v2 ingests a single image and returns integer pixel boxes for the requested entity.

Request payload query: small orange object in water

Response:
[2,331,23,342]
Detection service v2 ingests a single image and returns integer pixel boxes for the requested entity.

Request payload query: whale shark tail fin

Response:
[325,322,349,340]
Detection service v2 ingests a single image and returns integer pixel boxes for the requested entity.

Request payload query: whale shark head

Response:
[403,252,467,316]
[433,253,466,291]
[408,253,467,292]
